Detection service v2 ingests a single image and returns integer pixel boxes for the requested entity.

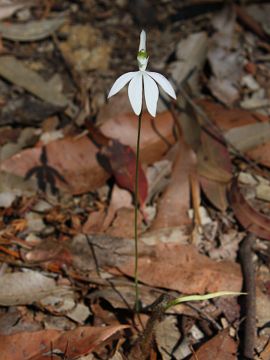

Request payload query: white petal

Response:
[147,71,176,99]
[139,30,146,51]
[143,72,159,117]
[128,71,143,115]
[108,72,137,98]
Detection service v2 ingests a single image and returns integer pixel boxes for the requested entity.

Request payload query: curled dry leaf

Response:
[0,325,129,360]
[229,178,270,241]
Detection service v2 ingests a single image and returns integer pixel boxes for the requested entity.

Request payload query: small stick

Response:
[239,233,256,359]
[128,294,170,360]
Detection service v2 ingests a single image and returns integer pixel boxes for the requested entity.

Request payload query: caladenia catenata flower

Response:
[108,30,176,312]
[108,30,176,117]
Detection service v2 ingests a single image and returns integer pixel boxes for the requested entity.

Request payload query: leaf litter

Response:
[0,2,269,359]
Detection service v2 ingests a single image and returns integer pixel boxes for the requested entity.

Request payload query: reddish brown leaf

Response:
[198,127,232,211]
[117,242,242,294]
[0,136,109,195]
[247,143,270,168]
[82,208,106,234]
[102,185,133,232]
[1,112,175,196]
[0,325,129,360]
[229,179,270,240]
[198,99,268,131]
[150,140,196,230]
[200,176,229,212]
[100,110,176,165]
[190,329,237,360]
[99,140,148,206]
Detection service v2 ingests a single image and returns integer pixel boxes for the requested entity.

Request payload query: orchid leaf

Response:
[166,291,246,310]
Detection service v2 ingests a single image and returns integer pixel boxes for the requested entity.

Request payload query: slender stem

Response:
[134,112,142,312]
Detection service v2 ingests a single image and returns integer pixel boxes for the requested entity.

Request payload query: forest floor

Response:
[0,1,269,359]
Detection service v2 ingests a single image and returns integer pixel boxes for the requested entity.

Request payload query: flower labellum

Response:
[108,30,176,117]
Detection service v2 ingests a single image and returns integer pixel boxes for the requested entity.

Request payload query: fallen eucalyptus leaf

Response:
[230,178,270,240]
[0,56,68,107]
[0,17,65,41]
[225,122,270,152]
[0,1,32,21]
[0,271,71,306]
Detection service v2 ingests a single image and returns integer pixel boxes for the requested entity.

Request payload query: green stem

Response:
[134,112,142,313]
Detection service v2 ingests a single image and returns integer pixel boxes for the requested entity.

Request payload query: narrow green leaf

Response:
[166,291,246,310]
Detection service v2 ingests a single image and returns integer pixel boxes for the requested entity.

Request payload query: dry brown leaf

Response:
[106,207,143,238]
[198,127,232,211]
[208,5,242,106]
[117,243,242,294]
[190,329,237,360]
[0,1,32,21]
[0,271,71,306]
[0,325,129,360]
[68,234,241,294]
[101,185,133,232]
[1,112,175,195]
[99,140,148,206]
[259,341,270,360]
[0,56,68,107]
[225,122,270,152]
[0,18,66,41]
[247,142,270,168]
[100,111,176,165]
[200,176,229,212]
[1,136,109,195]
[198,100,268,130]
[169,31,208,92]
[83,209,106,234]
[155,316,182,360]
[229,179,270,240]
[150,140,196,230]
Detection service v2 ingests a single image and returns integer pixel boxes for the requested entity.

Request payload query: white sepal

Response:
[128,72,143,115]
[147,71,176,99]
[108,72,136,98]
[143,72,159,117]
[139,30,146,51]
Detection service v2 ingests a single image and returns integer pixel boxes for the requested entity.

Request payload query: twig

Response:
[239,233,256,359]
[186,302,222,331]
[128,294,170,360]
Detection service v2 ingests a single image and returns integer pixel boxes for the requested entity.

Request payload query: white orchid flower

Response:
[108,30,176,117]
